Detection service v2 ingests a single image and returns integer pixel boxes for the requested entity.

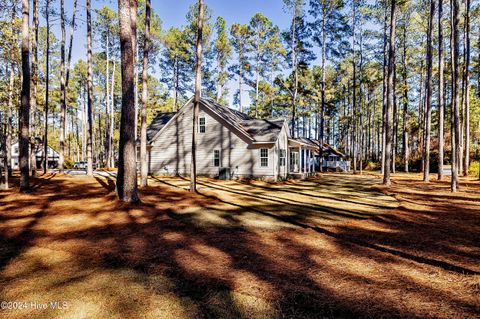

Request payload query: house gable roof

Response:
[242,119,285,143]
[147,112,176,141]
[147,97,287,144]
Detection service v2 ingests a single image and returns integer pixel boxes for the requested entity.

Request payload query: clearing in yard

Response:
[0,173,479,318]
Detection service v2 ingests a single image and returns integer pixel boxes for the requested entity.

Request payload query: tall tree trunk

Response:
[359,15,365,174]
[30,0,39,177]
[392,65,398,174]
[117,0,139,202]
[1,122,8,189]
[239,50,243,113]
[6,60,14,179]
[59,0,66,173]
[381,1,388,175]
[462,0,470,176]
[82,85,86,161]
[86,0,94,176]
[417,60,423,167]
[65,0,77,88]
[140,0,151,188]
[190,0,204,193]
[438,0,445,180]
[383,0,396,186]
[106,32,111,169]
[423,0,435,182]
[255,54,259,117]
[7,2,17,179]
[110,60,116,168]
[130,0,138,141]
[451,0,461,192]
[319,6,327,171]
[352,0,357,174]
[291,15,297,137]
[402,23,409,173]
[44,0,50,175]
[20,0,30,192]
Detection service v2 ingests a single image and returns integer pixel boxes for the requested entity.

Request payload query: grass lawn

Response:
[0,172,479,318]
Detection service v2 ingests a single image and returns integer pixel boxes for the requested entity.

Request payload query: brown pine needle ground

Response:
[0,172,479,318]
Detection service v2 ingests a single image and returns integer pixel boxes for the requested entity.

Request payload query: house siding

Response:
[149,103,280,179]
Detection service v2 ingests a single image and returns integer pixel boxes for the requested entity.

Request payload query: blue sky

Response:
[40,0,298,107]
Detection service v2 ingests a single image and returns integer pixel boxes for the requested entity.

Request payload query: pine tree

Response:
[190,0,204,193]
[230,23,250,112]
[19,0,30,191]
[213,17,232,105]
[117,0,139,202]
[140,0,151,188]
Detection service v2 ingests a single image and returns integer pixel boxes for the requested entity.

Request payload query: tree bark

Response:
[381,1,388,175]
[30,0,39,177]
[451,0,461,192]
[130,0,138,141]
[352,0,357,174]
[402,22,409,173]
[44,0,50,175]
[423,0,435,182]
[140,0,151,188]
[6,57,13,179]
[20,0,30,192]
[110,60,116,168]
[59,0,66,173]
[7,3,17,180]
[106,32,111,169]
[383,0,396,186]
[291,14,297,137]
[438,0,445,180]
[190,0,204,193]
[392,65,398,174]
[117,0,139,202]
[86,0,94,176]
[65,0,77,88]
[462,0,470,176]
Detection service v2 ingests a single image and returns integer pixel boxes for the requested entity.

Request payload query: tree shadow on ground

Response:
[0,174,479,318]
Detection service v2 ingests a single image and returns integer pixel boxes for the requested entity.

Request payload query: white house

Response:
[10,142,59,170]
[146,98,322,180]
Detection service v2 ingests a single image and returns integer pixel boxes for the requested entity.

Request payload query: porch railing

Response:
[324,160,350,172]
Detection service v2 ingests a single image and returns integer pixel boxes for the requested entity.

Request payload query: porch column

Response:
[299,146,302,173]
[309,150,313,173]
[307,150,312,173]
[303,147,306,174]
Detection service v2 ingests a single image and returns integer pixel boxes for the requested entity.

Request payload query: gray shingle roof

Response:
[241,119,285,143]
[147,112,176,142]
[200,97,285,142]
[147,98,286,144]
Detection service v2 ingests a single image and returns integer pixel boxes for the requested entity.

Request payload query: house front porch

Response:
[287,138,318,178]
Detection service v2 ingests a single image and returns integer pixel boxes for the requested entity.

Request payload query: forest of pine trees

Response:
[1,0,480,197]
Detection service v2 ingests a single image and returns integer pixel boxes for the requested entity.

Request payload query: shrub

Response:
[469,161,480,177]
[64,159,74,169]
[364,161,380,171]
[408,152,441,173]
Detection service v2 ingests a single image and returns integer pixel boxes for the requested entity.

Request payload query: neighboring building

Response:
[292,138,350,172]
[10,142,59,170]
[146,97,325,180]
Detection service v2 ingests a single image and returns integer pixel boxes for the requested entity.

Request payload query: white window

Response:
[213,150,221,167]
[279,149,286,167]
[199,117,206,133]
[260,148,268,167]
